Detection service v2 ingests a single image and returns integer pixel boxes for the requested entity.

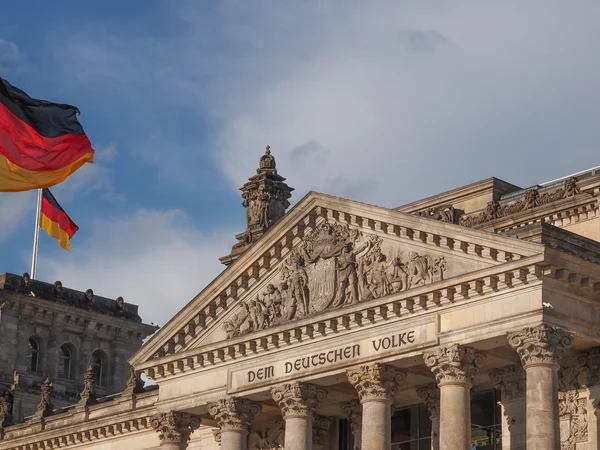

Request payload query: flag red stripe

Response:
[0,101,94,171]
[41,196,79,239]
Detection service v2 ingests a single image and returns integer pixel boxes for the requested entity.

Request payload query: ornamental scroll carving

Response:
[423,344,485,386]
[507,324,573,368]
[248,420,285,450]
[340,399,362,432]
[416,384,440,420]
[150,411,201,443]
[270,381,327,419]
[460,177,580,227]
[489,365,526,402]
[224,221,448,338]
[414,205,460,224]
[208,398,262,431]
[347,363,406,402]
[558,364,588,450]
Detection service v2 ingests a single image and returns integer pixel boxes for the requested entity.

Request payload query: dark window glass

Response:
[91,351,104,386]
[58,345,72,379]
[27,337,40,372]
[471,390,502,449]
[392,404,431,450]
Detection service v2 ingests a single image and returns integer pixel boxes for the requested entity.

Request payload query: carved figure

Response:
[0,390,13,427]
[84,289,94,306]
[332,244,358,306]
[388,256,408,292]
[248,419,285,450]
[406,252,433,287]
[20,273,31,288]
[52,281,63,298]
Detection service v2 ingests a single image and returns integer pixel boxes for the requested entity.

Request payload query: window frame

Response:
[27,337,41,372]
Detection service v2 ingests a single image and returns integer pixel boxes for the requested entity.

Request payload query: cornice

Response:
[131,192,545,369]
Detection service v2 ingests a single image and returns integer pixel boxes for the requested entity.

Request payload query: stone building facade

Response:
[0,273,157,424]
[2,151,600,450]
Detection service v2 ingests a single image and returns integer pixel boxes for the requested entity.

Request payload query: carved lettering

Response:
[248,366,274,383]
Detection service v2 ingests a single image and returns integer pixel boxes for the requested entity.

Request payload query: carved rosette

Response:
[339,399,362,433]
[423,344,485,387]
[150,411,201,443]
[507,324,573,369]
[270,382,327,419]
[347,363,406,403]
[489,365,526,401]
[416,384,440,420]
[208,398,262,432]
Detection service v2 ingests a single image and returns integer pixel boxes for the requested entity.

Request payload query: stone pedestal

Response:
[416,385,440,450]
[340,400,362,450]
[424,344,485,450]
[150,411,201,450]
[347,363,406,450]
[208,398,262,450]
[489,365,526,450]
[271,382,327,450]
[508,324,573,450]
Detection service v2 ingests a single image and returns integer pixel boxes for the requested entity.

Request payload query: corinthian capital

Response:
[150,411,201,443]
[347,363,406,403]
[423,344,485,387]
[271,382,327,419]
[340,399,362,432]
[416,384,440,420]
[208,398,262,432]
[507,324,573,368]
[576,347,600,386]
[489,365,525,401]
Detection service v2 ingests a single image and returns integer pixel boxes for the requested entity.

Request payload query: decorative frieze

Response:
[414,205,460,224]
[208,398,262,431]
[423,344,485,386]
[150,411,201,443]
[347,363,406,402]
[270,382,327,419]
[507,324,573,368]
[558,363,589,450]
[489,365,526,401]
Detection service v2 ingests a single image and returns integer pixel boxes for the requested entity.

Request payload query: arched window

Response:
[91,351,105,386]
[58,344,73,379]
[27,337,40,372]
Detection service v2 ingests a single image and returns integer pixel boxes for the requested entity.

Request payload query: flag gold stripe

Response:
[0,151,94,192]
[40,213,72,252]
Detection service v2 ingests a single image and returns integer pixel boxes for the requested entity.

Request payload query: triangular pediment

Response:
[130,192,544,373]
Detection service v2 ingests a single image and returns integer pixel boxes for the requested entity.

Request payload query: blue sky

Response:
[1,1,599,323]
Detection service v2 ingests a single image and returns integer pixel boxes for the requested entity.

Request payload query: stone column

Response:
[347,363,406,450]
[271,382,328,450]
[150,411,201,450]
[508,324,573,450]
[416,384,440,450]
[340,399,362,450]
[424,344,485,450]
[208,398,262,450]
[313,414,332,450]
[489,365,526,450]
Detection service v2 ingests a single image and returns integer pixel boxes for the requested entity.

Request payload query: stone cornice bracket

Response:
[489,365,526,401]
[347,363,406,403]
[339,399,362,432]
[150,411,201,443]
[423,344,485,387]
[208,398,262,432]
[576,347,600,386]
[415,384,440,420]
[270,381,327,419]
[507,324,573,369]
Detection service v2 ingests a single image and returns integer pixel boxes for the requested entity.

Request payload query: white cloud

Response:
[0,38,19,62]
[40,209,234,324]
[0,191,35,242]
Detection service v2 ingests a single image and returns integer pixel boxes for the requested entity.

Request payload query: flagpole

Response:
[30,189,42,279]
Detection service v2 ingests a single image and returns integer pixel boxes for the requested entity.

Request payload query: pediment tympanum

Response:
[223,220,450,339]
[130,193,544,373]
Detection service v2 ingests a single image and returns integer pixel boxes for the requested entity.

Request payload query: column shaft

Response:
[438,384,470,449]
[221,429,248,450]
[361,400,391,450]
[525,365,560,449]
[285,416,312,450]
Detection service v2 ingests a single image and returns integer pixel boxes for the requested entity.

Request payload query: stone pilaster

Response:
[208,398,262,450]
[489,365,526,450]
[577,348,600,449]
[347,363,406,450]
[416,384,440,450]
[271,382,327,450]
[312,414,332,450]
[340,400,362,450]
[150,411,201,450]
[508,324,573,450]
[424,344,485,450]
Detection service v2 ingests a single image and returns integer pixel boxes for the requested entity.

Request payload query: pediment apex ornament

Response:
[423,344,485,387]
[150,411,201,443]
[507,324,573,368]
[347,363,406,403]
[489,365,526,401]
[224,220,447,338]
[270,381,327,419]
[208,398,262,431]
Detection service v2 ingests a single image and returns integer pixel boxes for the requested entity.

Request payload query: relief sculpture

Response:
[558,365,588,450]
[223,221,447,338]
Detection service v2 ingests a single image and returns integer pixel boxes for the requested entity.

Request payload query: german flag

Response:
[40,188,79,252]
[0,77,94,192]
